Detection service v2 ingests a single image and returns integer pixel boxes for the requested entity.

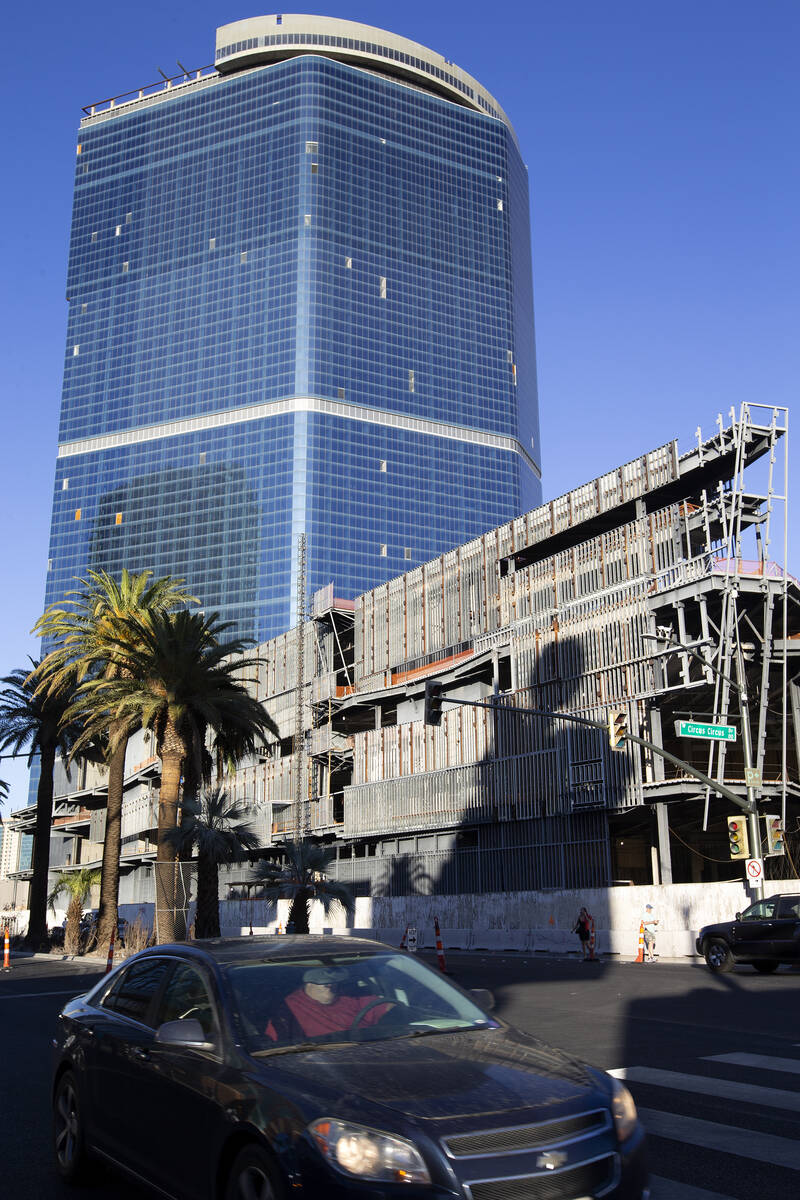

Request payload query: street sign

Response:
[675,720,737,742]
[406,926,418,952]
[745,858,764,882]
[744,767,762,788]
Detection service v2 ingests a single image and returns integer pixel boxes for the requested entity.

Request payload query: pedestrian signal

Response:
[608,709,627,751]
[764,815,785,857]
[424,679,444,726]
[727,815,750,860]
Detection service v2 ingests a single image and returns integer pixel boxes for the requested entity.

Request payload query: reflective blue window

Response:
[48,54,541,644]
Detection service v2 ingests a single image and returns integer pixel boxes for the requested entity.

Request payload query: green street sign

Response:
[675,720,737,742]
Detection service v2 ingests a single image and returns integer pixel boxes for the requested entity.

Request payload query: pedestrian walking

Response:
[643,904,658,961]
[573,906,592,960]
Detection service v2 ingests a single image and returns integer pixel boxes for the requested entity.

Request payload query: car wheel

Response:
[753,960,779,974]
[225,1145,285,1200]
[53,1071,93,1183]
[705,938,734,972]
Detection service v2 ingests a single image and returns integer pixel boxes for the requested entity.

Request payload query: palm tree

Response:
[47,867,101,954]
[0,779,8,805]
[69,608,277,943]
[0,661,85,948]
[33,570,196,951]
[254,840,354,934]
[165,787,261,938]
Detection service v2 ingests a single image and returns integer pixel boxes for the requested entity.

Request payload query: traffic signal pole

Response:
[736,666,763,900]
[430,691,764,896]
[643,632,764,899]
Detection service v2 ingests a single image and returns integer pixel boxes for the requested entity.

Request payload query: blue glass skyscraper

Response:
[47,15,542,643]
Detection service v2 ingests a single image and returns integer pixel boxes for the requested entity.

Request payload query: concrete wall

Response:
[120,879,786,958]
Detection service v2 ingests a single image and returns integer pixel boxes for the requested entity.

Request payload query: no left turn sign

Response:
[746,858,764,881]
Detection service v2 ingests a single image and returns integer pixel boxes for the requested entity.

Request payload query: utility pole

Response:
[293,533,307,842]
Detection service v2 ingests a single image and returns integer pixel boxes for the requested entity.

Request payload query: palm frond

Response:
[165,786,261,864]
[47,867,101,913]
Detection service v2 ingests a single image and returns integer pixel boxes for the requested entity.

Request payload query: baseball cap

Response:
[303,966,346,985]
[645,904,653,910]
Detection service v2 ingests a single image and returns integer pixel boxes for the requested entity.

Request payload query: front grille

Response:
[465,1154,617,1200]
[444,1111,609,1158]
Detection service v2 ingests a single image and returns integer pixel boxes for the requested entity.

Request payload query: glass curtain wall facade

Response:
[47,16,541,645]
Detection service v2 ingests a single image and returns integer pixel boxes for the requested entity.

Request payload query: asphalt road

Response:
[2,948,799,1200]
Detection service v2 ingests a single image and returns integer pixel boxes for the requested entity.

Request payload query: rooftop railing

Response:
[82,65,216,118]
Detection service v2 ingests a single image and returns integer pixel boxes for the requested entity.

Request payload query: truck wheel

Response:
[752,960,779,974]
[705,939,733,972]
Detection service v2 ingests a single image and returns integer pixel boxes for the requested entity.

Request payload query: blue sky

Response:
[1,1,798,809]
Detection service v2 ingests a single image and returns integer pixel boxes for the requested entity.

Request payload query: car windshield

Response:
[227,952,496,1054]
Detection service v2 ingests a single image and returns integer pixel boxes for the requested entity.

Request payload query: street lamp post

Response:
[643,631,763,899]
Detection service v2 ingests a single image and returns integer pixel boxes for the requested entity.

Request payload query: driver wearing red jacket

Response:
[266,967,392,1041]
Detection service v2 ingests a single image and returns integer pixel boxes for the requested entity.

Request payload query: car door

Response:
[731,898,778,957]
[87,955,173,1171]
[133,960,226,1199]
[771,897,800,960]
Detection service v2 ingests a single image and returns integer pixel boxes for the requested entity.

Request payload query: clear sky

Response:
[1,1,798,810]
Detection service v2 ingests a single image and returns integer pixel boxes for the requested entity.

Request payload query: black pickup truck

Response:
[696,893,800,972]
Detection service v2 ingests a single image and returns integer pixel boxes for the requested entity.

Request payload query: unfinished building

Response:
[225,403,797,896]
[23,404,798,904]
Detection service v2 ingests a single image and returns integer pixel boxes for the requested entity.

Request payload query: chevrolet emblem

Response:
[536,1150,568,1171]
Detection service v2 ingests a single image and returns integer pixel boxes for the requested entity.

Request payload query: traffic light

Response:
[764,815,785,857]
[424,679,444,726]
[607,709,627,751]
[727,815,750,860]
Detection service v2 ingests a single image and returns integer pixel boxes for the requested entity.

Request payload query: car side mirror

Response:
[154,1018,213,1051]
[735,912,742,921]
[470,988,495,1012]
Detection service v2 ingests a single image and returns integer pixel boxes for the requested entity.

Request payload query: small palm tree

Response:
[166,787,261,939]
[47,867,101,954]
[254,840,354,934]
[69,608,277,942]
[0,660,85,948]
[34,570,196,952]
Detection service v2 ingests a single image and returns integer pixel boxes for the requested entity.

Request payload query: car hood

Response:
[699,921,734,937]
[258,1026,601,1122]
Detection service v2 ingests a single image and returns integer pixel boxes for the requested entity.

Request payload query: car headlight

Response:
[309,1117,431,1184]
[609,1076,638,1142]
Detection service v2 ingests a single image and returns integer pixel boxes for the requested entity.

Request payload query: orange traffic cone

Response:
[2,927,10,972]
[433,916,448,974]
[399,924,409,950]
[104,927,116,974]
[635,921,645,964]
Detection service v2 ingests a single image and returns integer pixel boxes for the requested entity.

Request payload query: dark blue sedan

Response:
[52,936,648,1199]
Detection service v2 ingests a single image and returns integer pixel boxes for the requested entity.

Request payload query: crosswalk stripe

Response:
[649,1175,733,1200]
[638,1107,800,1171]
[704,1052,800,1076]
[608,1066,800,1112]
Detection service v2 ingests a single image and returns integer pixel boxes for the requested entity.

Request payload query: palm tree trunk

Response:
[195,855,221,939]
[289,888,312,934]
[26,742,56,949]
[154,743,183,943]
[65,894,82,954]
[96,733,127,951]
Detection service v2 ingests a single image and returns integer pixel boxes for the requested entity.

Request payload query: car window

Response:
[742,899,777,920]
[777,898,800,919]
[157,963,217,1039]
[101,957,171,1026]
[227,952,496,1054]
